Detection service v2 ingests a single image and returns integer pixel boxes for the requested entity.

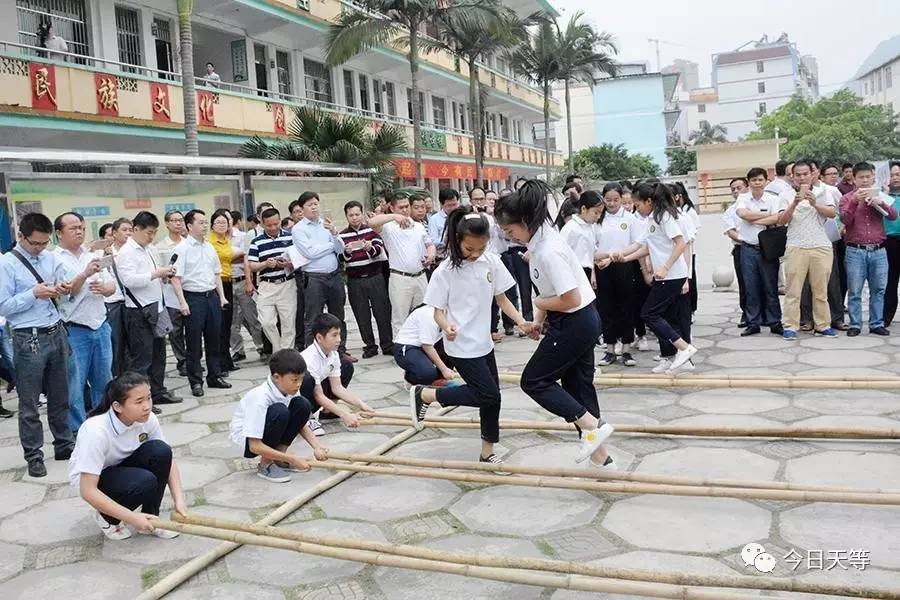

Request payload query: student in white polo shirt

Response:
[299,313,374,436]
[394,304,457,385]
[69,372,187,541]
[409,208,530,468]
[494,181,615,469]
[229,349,329,483]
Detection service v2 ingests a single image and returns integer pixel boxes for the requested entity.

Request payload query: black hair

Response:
[206,62,215,68]
[247,215,260,225]
[19,212,53,237]
[132,211,159,229]
[842,162,854,171]
[37,21,51,47]
[438,188,460,205]
[729,177,749,187]
[260,207,280,221]
[256,202,275,216]
[633,182,679,225]
[852,161,876,176]
[98,223,114,238]
[87,372,150,419]
[747,167,768,181]
[800,157,819,170]
[821,164,839,175]
[565,174,581,184]
[112,217,131,232]
[494,179,552,235]
[618,180,633,192]
[389,192,410,207]
[513,177,528,190]
[774,160,789,177]
[575,190,603,214]
[562,182,583,196]
[499,188,513,197]
[281,217,294,229]
[53,211,83,232]
[311,312,342,338]
[344,200,363,214]
[792,159,814,174]
[229,210,242,222]
[485,189,499,198]
[295,191,320,209]
[164,210,183,222]
[445,206,490,268]
[553,199,578,230]
[469,186,486,196]
[184,209,206,227]
[210,208,231,227]
[890,161,900,171]
[268,349,306,376]
[673,182,695,211]
[597,184,623,225]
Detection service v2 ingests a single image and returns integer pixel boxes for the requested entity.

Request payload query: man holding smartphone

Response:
[248,207,297,352]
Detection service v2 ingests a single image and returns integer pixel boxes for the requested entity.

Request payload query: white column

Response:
[91,0,119,63]
[0,3,18,47]
[139,8,155,70]
[245,38,257,89]
[292,50,304,98]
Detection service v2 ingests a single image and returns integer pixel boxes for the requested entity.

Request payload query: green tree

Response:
[239,106,407,190]
[569,143,661,182]
[689,121,728,145]
[176,0,198,157]
[747,89,900,163]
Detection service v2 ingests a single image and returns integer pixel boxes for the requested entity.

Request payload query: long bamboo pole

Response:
[306,459,900,506]
[362,415,900,440]
[136,407,459,599]
[150,521,784,600]
[325,451,900,495]
[497,372,900,389]
[167,514,900,600]
[571,372,900,382]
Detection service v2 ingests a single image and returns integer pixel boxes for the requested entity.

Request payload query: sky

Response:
[553,0,896,94]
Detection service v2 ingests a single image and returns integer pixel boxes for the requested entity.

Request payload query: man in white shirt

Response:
[103,218,132,376]
[154,210,187,376]
[116,211,178,408]
[171,210,231,397]
[725,177,749,327]
[428,188,460,256]
[228,210,264,362]
[204,62,221,87]
[54,212,117,431]
[368,193,436,335]
[765,160,794,198]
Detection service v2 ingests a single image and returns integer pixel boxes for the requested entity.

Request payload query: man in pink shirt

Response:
[839,161,898,336]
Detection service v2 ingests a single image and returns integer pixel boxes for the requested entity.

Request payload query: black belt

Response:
[233,275,246,283]
[184,289,217,297]
[741,242,760,248]
[305,270,340,279]
[260,274,293,284]
[65,321,98,331]
[390,268,424,278]
[14,321,63,335]
[847,242,884,251]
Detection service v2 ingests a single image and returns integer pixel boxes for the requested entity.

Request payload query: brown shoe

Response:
[799,323,814,332]
[341,352,359,363]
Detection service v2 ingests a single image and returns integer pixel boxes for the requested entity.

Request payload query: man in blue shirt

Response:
[428,188,460,257]
[291,192,354,360]
[0,212,75,477]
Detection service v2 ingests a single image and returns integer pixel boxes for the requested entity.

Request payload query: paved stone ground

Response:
[2,219,899,599]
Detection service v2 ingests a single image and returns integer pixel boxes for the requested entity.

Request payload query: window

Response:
[359,74,369,111]
[303,58,332,104]
[432,96,446,128]
[864,81,869,96]
[372,78,383,115]
[451,101,459,129]
[756,60,765,73]
[115,5,143,68]
[384,82,396,116]
[699,119,709,129]
[500,114,510,140]
[458,103,467,131]
[877,70,883,92]
[758,102,767,115]
[758,81,766,94]
[343,70,355,108]
[18,0,91,59]
[275,50,292,96]
[697,103,706,113]
[886,66,893,89]
[407,87,425,123]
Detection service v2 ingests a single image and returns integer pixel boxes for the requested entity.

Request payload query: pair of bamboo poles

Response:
[497,371,900,389]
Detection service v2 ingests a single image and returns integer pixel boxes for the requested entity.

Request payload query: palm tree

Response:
[176,0,198,157]
[326,1,492,187]
[239,105,408,190]
[689,121,729,145]
[553,12,617,175]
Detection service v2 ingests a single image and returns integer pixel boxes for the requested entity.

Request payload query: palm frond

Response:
[313,113,367,151]
[268,141,317,162]
[287,105,323,148]
[321,139,363,164]
[325,10,401,66]
[391,186,431,200]
[368,124,408,163]
[238,135,274,159]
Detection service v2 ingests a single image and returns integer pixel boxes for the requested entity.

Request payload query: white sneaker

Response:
[652,354,662,362]
[667,359,695,375]
[669,345,698,372]
[589,455,618,470]
[652,359,672,374]
[637,337,649,352]
[576,423,615,463]
[614,341,623,355]
[140,527,180,539]
[308,418,325,437]
[94,511,132,541]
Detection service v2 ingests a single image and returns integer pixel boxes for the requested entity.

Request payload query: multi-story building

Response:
[0,0,562,194]
[678,87,719,142]
[662,59,699,94]
[713,34,818,141]
[854,34,900,119]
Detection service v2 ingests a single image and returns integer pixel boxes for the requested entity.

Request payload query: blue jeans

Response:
[845,246,889,329]
[740,244,782,328]
[66,322,113,431]
[0,323,14,385]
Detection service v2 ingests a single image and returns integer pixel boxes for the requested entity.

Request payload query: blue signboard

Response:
[73,206,111,218]
[165,203,196,213]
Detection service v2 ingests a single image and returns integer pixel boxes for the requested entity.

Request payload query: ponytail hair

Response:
[494,179,552,235]
[674,182,696,211]
[598,183,623,225]
[87,372,150,419]
[553,199,578,230]
[445,206,490,268]
[634,182,679,225]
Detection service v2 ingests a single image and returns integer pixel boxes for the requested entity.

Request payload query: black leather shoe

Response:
[154,394,182,405]
[770,323,784,335]
[870,326,890,336]
[381,346,394,356]
[362,347,378,359]
[232,351,247,362]
[0,406,14,419]
[738,320,748,328]
[177,368,188,377]
[207,378,232,389]
[28,459,46,478]
[191,384,205,397]
[54,447,73,461]
[741,326,761,337]
[227,363,240,371]
[151,406,162,414]
[847,328,861,337]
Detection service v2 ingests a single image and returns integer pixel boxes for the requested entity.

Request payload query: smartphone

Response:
[798,184,810,197]
[96,255,114,270]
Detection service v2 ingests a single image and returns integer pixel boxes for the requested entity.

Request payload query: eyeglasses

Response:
[24,237,50,247]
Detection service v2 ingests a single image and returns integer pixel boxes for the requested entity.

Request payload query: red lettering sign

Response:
[30,63,57,111]
[197,91,215,127]
[95,73,119,117]
[273,104,286,134]
[150,83,171,122]
[124,198,152,209]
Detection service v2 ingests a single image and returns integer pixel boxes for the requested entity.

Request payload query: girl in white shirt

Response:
[559,191,603,285]
[621,184,652,351]
[69,373,187,541]
[394,304,457,385]
[410,208,530,468]
[613,183,698,374]
[673,182,701,315]
[494,181,616,469]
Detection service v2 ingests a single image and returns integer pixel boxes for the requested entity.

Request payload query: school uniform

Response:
[424,251,515,443]
[487,215,520,334]
[519,224,603,423]
[230,378,312,458]
[560,215,597,281]
[680,205,702,313]
[394,305,451,385]
[629,211,652,338]
[299,341,354,406]
[380,220,432,335]
[638,212,690,355]
[69,410,172,525]
[595,208,637,345]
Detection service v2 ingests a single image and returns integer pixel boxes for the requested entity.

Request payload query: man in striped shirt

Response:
[248,207,297,352]
[340,201,393,359]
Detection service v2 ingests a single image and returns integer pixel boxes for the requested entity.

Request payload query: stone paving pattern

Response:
[2,238,900,598]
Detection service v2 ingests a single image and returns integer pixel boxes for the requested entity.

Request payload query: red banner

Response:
[150,83,171,122]
[393,159,510,181]
[197,90,215,127]
[29,63,57,111]
[94,73,119,117]
[273,104,286,134]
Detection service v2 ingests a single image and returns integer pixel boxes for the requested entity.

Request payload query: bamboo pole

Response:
[535,372,900,382]
[307,459,900,506]
[497,372,900,390]
[167,514,900,600]
[325,451,900,495]
[136,407,459,600]
[150,521,783,600]
[362,415,900,440]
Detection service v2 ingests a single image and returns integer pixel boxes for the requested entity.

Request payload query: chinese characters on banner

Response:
[150,83,171,122]
[393,159,509,181]
[94,73,119,116]
[272,104,286,134]
[30,63,57,111]
[197,90,215,127]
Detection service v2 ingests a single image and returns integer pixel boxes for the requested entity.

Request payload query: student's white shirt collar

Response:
[107,409,136,436]
[265,376,292,402]
[525,223,550,252]
[311,340,330,360]
[572,215,588,226]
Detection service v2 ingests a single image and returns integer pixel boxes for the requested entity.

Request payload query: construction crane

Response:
[647,38,697,71]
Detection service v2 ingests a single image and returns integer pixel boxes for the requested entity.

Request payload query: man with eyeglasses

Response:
[0,212,76,477]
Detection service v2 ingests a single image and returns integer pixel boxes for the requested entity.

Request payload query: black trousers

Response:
[491,252,520,332]
[885,236,900,327]
[394,341,452,385]
[166,307,186,371]
[303,271,347,354]
[731,245,747,323]
[435,351,501,443]
[243,396,312,458]
[300,358,355,407]
[124,307,168,400]
[595,263,635,345]
[106,301,127,376]
[220,281,236,369]
[503,248,533,321]
[184,290,223,386]
[347,274,393,353]
[97,439,172,525]
[293,272,306,351]
[632,263,650,338]
[641,278,688,358]
[689,255,699,313]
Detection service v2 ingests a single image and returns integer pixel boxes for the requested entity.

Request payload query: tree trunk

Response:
[408,24,425,187]
[177,0,198,158]
[565,78,574,176]
[542,81,551,182]
[468,58,483,187]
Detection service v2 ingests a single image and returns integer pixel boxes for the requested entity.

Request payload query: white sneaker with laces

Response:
[667,359,696,375]
[308,418,325,437]
[479,453,510,476]
[589,455,618,470]
[94,511,132,541]
[614,341,623,355]
[139,527,180,539]
[576,423,615,463]
[637,337,649,351]
[652,359,672,374]
[669,345,698,372]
